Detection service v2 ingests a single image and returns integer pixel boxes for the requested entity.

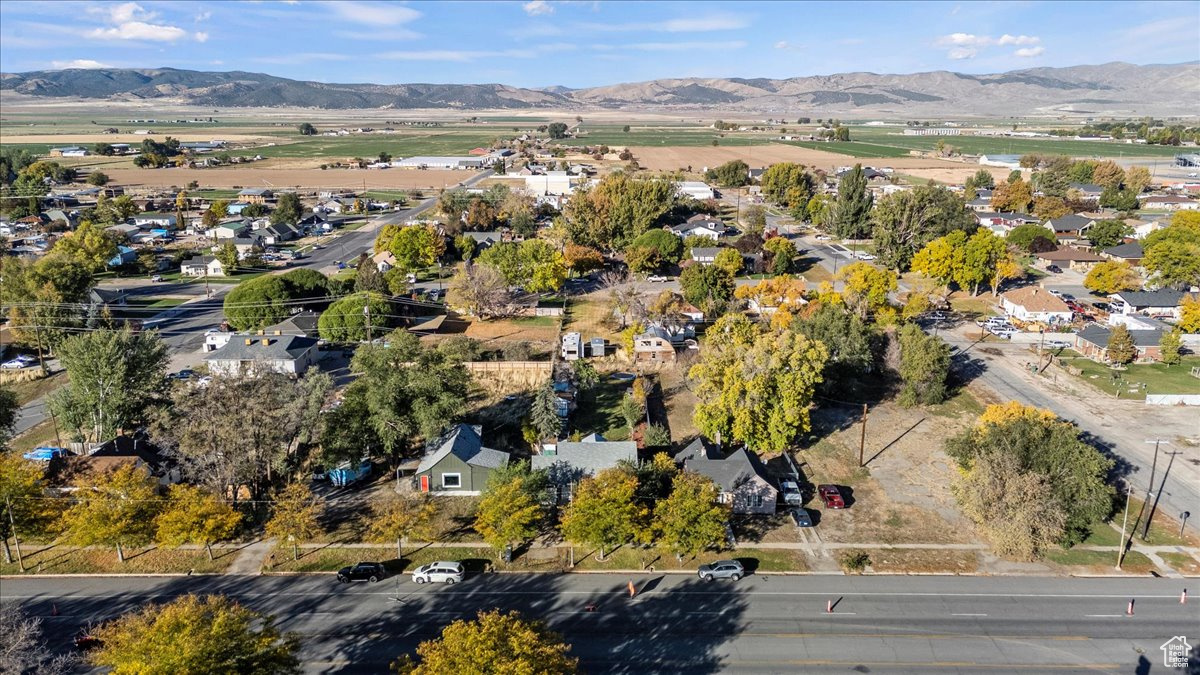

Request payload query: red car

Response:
[817,484,846,509]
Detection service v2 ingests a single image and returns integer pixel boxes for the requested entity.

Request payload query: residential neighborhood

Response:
[1,2,1198,673]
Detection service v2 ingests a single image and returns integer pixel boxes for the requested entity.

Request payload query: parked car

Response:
[1046,265,1063,274]
[697,559,745,582]
[1,356,36,369]
[150,275,164,282]
[815,234,833,241]
[1091,302,1111,313]
[23,447,67,461]
[170,369,195,380]
[1045,339,1071,349]
[790,508,814,528]
[779,480,804,506]
[1048,289,1063,297]
[854,251,877,261]
[817,484,846,509]
[411,561,464,585]
[646,275,670,282]
[337,562,386,584]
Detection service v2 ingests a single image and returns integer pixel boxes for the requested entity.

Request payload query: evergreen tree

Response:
[834,164,874,239]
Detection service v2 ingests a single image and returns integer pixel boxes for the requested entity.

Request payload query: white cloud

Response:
[51,59,112,69]
[998,34,1039,45]
[323,1,420,26]
[87,21,188,42]
[937,32,990,47]
[194,31,209,43]
[195,11,212,22]
[1014,46,1044,57]
[947,47,977,60]
[774,40,789,49]
[523,0,553,16]
[108,2,153,24]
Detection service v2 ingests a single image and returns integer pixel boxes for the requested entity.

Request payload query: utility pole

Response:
[1116,482,1133,570]
[363,304,372,343]
[1144,448,1181,541]
[1141,439,1167,539]
[858,403,868,467]
[6,496,24,572]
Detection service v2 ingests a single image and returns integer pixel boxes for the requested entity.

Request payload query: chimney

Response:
[244,338,252,345]
[274,330,282,336]
[261,338,270,346]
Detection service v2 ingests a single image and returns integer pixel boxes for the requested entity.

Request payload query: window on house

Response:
[442,473,461,489]
[752,494,763,507]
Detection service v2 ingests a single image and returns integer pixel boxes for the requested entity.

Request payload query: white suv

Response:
[411,561,464,585]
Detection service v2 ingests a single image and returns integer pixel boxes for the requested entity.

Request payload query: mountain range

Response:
[2,62,1196,116]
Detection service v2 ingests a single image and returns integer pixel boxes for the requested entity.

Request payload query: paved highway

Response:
[2,574,1194,673]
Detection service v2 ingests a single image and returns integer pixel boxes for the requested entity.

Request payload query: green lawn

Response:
[571,380,633,441]
[1044,548,1154,573]
[1058,356,1200,399]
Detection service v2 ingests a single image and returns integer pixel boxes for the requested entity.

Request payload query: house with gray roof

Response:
[204,334,318,377]
[677,437,778,515]
[415,424,509,496]
[532,433,637,503]
[1100,241,1144,265]
[690,247,722,265]
[1075,324,1165,363]
[1044,214,1094,242]
[670,217,731,240]
[1109,289,1189,320]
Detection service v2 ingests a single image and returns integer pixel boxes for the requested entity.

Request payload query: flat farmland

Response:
[101,166,479,190]
[837,127,1188,159]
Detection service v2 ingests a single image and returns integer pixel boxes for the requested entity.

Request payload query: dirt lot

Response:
[99,166,478,190]
[630,143,1010,184]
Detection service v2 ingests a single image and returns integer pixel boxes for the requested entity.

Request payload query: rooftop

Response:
[204,334,318,362]
[417,424,508,474]
[1001,286,1071,313]
[531,435,637,484]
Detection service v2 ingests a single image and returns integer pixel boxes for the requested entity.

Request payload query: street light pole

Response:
[1141,439,1167,539]
[1116,482,1133,570]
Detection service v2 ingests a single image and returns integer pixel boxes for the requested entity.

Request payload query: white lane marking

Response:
[1083,614,1127,618]
[952,613,988,617]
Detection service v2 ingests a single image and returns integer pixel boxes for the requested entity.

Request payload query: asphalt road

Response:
[2,574,1195,673]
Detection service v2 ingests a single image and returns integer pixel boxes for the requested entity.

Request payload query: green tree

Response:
[793,303,874,386]
[1159,328,1182,366]
[970,168,996,189]
[1106,324,1136,365]
[652,471,730,558]
[897,323,951,407]
[678,264,734,313]
[761,163,815,214]
[474,470,544,555]
[317,293,392,343]
[690,316,828,453]
[957,229,1007,296]
[564,173,677,250]
[0,256,95,352]
[628,228,684,264]
[214,241,239,271]
[61,464,162,563]
[279,268,329,301]
[946,402,1114,548]
[49,328,169,442]
[530,385,562,441]
[389,224,445,272]
[713,247,743,277]
[298,122,317,135]
[704,159,750,188]
[762,236,797,275]
[344,335,469,458]
[52,220,119,270]
[90,594,300,675]
[270,192,302,225]
[1098,186,1139,211]
[871,184,976,271]
[1083,260,1141,294]
[952,451,1067,560]
[1006,223,1057,252]
[571,359,600,390]
[397,610,577,675]
[155,484,242,561]
[833,164,874,239]
[223,276,294,330]
[454,234,476,261]
[367,489,438,558]
[87,171,110,186]
[265,482,323,560]
[547,122,569,139]
[560,466,645,559]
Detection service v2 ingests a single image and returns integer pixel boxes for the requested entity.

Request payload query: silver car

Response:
[697,559,744,582]
[411,561,464,585]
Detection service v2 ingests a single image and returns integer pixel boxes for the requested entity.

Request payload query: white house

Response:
[1141,195,1199,211]
[524,172,575,196]
[1000,286,1073,324]
[374,250,397,272]
[690,247,721,265]
[677,181,716,201]
[670,216,731,240]
[204,335,319,377]
[1109,289,1189,321]
[132,213,177,228]
[180,255,226,277]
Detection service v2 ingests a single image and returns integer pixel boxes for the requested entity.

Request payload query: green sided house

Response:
[415,424,509,496]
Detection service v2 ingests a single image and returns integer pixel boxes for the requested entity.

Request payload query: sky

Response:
[1,1,1197,88]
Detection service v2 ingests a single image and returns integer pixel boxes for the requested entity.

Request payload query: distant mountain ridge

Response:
[2,63,1196,116]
